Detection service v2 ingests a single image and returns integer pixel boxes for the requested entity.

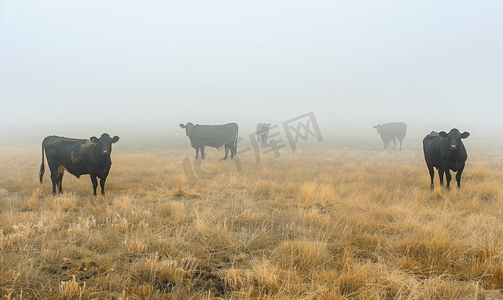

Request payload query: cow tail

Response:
[39,141,45,184]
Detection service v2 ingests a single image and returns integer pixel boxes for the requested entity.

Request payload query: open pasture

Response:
[1,132,503,299]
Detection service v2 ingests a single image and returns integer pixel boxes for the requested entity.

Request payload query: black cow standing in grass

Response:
[256,123,271,147]
[39,133,120,195]
[373,122,407,150]
[180,122,238,159]
[423,129,469,189]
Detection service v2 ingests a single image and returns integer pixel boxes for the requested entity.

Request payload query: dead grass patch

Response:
[1,140,503,298]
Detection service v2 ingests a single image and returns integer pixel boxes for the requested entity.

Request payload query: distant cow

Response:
[256,123,271,146]
[373,122,407,150]
[179,122,238,159]
[423,129,469,189]
[39,133,120,195]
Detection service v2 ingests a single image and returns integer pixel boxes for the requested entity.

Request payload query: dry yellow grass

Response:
[1,137,503,299]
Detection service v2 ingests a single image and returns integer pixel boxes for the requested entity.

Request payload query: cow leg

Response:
[90,175,98,196]
[438,168,445,187]
[456,166,464,188]
[445,170,452,189]
[231,144,236,159]
[57,173,64,194]
[195,148,199,159]
[49,165,60,195]
[427,164,435,189]
[393,138,396,149]
[224,145,229,160]
[201,147,205,159]
[100,176,107,195]
[399,139,403,151]
[384,140,389,149]
[50,171,58,195]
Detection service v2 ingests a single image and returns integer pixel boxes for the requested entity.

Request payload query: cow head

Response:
[373,124,381,133]
[439,129,469,151]
[179,122,196,137]
[90,133,120,155]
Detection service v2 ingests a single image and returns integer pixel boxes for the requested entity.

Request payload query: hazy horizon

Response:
[1,1,502,141]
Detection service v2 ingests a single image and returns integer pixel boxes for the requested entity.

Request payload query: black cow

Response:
[256,123,271,146]
[373,122,407,150]
[39,133,120,195]
[423,129,469,189]
[179,122,238,159]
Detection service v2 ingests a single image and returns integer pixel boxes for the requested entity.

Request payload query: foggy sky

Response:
[1,1,502,136]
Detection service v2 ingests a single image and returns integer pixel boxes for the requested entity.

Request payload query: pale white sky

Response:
[1,1,502,137]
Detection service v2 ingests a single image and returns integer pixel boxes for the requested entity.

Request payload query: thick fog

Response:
[1,1,502,144]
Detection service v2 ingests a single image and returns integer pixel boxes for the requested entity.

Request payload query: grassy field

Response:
[1,132,503,299]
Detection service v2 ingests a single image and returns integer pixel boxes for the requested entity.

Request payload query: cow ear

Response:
[90,136,98,142]
[112,136,120,143]
[439,131,448,138]
[461,132,470,139]
[179,124,185,129]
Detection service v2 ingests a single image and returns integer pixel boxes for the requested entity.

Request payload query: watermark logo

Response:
[283,112,323,151]
[182,111,322,186]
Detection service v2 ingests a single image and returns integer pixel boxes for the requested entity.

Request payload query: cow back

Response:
[43,136,106,177]
[423,132,442,167]
[190,123,238,148]
[376,122,407,139]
